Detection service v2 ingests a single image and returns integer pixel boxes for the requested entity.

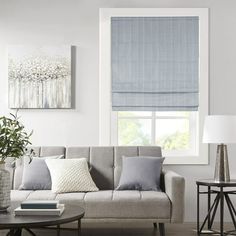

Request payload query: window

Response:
[99,8,208,164]
[114,111,197,156]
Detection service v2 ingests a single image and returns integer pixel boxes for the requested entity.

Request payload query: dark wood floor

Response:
[0,223,234,236]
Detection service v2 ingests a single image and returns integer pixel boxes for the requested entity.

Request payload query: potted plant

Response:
[0,111,32,211]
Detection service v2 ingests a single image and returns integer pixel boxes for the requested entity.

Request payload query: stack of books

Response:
[14,200,65,216]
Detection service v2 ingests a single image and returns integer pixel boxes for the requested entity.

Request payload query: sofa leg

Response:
[159,223,165,236]
[153,222,157,228]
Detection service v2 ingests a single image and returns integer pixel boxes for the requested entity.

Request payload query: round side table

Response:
[196,179,236,236]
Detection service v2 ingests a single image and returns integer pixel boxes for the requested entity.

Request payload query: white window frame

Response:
[99,8,209,164]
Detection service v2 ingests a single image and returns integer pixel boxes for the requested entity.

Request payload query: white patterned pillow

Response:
[45,158,98,193]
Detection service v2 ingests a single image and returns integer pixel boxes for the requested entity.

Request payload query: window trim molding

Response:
[99,8,209,165]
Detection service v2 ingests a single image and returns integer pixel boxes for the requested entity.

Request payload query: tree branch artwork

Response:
[8,46,71,108]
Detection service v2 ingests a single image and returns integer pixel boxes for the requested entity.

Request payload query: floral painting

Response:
[8,45,71,108]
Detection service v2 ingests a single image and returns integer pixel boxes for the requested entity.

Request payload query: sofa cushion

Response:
[40,146,66,157]
[11,190,170,219]
[19,155,64,190]
[25,190,57,200]
[13,146,65,190]
[11,190,33,210]
[11,190,33,202]
[116,156,164,191]
[46,158,99,193]
[114,146,162,189]
[84,190,170,219]
[20,158,51,190]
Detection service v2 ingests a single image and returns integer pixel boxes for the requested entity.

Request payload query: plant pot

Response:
[0,163,10,211]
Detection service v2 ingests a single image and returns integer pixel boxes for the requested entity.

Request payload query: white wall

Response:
[1,0,236,222]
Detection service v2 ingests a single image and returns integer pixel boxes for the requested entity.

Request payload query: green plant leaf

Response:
[0,112,33,162]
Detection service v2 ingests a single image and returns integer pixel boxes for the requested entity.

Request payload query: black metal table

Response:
[0,204,85,236]
[196,179,236,236]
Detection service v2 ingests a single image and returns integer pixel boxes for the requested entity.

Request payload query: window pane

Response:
[156,111,190,117]
[118,111,152,117]
[118,119,151,145]
[156,119,190,150]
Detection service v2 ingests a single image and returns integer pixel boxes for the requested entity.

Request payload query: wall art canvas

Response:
[8,45,71,108]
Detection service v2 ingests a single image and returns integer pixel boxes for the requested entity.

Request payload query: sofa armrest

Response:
[163,170,185,223]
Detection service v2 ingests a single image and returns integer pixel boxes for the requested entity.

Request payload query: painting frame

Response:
[8,45,72,109]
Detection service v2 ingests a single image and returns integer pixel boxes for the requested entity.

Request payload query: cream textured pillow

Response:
[45,158,98,193]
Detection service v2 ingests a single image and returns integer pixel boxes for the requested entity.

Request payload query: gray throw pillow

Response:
[19,155,64,190]
[116,156,164,191]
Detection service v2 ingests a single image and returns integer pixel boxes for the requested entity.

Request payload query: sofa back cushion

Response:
[66,146,162,190]
[13,146,162,190]
[66,147,114,190]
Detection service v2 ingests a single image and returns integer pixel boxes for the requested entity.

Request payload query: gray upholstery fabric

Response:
[57,192,86,210]
[10,146,185,223]
[13,165,24,190]
[4,146,41,189]
[19,158,52,190]
[11,190,32,202]
[26,190,57,200]
[11,190,170,219]
[40,146,65,157]
[56,192,86,203]
[13,146,162,190]
[90,147,114,190]
[114,146,138,188]
[19,155,64,190]
[13,146,65,189]
[116,156,164,191]
[66,147,90,161]
[163,170,185,223]
[10,190,32,210]
[138,146,162,157]
[84,190,170,219]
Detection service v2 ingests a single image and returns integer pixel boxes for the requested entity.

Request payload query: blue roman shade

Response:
[111,17,199,111]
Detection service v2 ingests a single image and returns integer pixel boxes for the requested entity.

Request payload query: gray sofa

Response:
[9,146,185,235]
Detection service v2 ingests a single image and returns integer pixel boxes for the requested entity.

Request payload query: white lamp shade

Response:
[203,115,236,143]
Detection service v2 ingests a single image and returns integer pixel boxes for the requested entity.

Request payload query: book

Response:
[14,204,65,216]
[21,200,59,209]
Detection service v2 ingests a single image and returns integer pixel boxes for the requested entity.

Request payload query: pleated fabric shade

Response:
[111,16,199,111]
